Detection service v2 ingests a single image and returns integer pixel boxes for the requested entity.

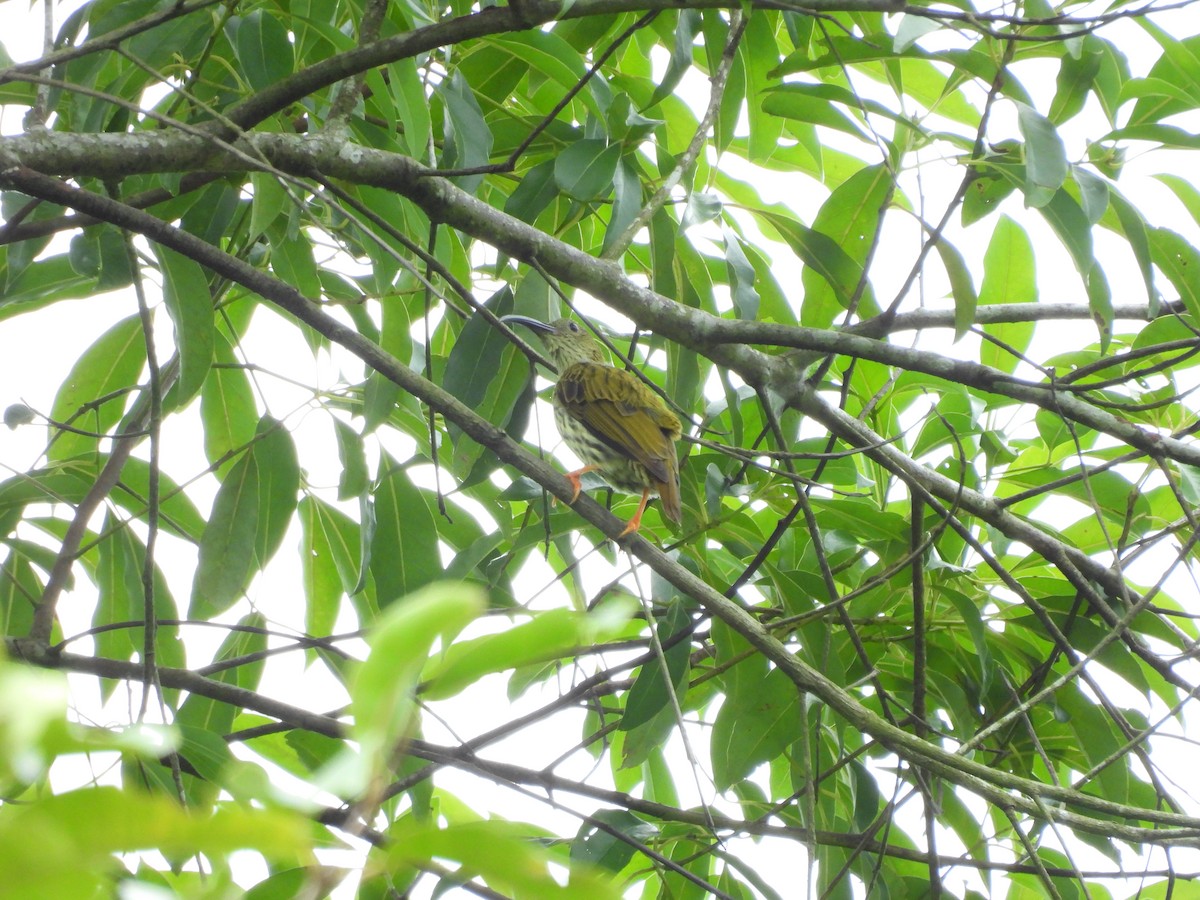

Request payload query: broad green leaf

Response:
[0,786,309,891]
[390,57,433,160]
[1015,101,1068,206]
[378,817,617,898]
[0,254,93,322]
[423,605,631,699]
[351,582,484,778]
[48,314,146,463]
[711,667,801,791]
[602,157,642,256]
[200,332,258,478]
[934,238,978,341]
[978,215,1036,374]
[369,460,440,606]
[333,419,369,501]
[363,291,414,433]
[269,226,321,301]
[443,286,524,480]
[189,451,260,619]
[570,809,658,873]
[251,417,299,568]
[248,172,289,242]
[554,139,622,201]
[721,225,760,320]
[619,599,691,732]
[757,211,875,329]
[1149,228,1200,320]
[799,164,890,326]
[155,245,214,408]
[230,10,294,93]
[439,70,493,194]
[299,497,361,638]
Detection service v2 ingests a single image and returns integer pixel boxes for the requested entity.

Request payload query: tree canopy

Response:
[2,0,1200,895]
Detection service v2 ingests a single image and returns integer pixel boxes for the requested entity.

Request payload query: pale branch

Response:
[9,130,1192,479]
[881,300,1184,332]
[1,166,1198,843]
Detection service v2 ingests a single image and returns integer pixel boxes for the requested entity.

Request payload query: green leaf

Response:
[299,497,361,638]
[711,667,802,790]
[248,172,289,241]
[570,809,657,872]
[1106,189,1157,309]
[934,239,978,341]
[369,460,440,606]
[439,70,493,194]
[1015,101,1068,206]
[423,605,629,700]
[200,332,258,478]
[799,164,890,325]
[363,292,414,432]
[602,157,642,256]
[251,417,299,569]
[333,419,369,501]
[0,786,309,891]
[230,10,294,93]
[175,611,269,738]
[0,254,93,322]
[554,139,622,201]
[758,212,875,329]
[504,159,559,225]
[1148,227,1200,320]
[380,817,618,898]
[190,450,260,619]
[443,286,527,481]
[978,215,1036,374]
[48,314,146,463]
[269,226,321,301]
[351,582,485,779]
[155,245,214,408]
[391,57,433,159]
[619,600,691,732]
[721,225,760,320]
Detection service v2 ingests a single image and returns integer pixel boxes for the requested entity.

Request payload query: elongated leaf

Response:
[352,582,484,781]
[48,314,146,463]
[554,139,621,201]
[620,600,691,731]
[711,667,801,790]
[190,451,260,619]
[439,70,493,194]
[230,10,294,92]
[155,246,213,408]
[200,332,258,478]
[369,460,440,606]
[299,496,362,638]
[252,417,299,568]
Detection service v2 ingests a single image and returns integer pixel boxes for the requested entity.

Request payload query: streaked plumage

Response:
[502,316,682,535]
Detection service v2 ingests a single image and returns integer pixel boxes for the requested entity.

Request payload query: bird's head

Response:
[502,316,606,369]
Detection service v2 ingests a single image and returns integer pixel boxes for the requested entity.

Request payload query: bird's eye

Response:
[568,322,580,332]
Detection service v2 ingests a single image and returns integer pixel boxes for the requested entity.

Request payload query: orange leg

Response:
[563,465,598,503]
[618,488,652,537]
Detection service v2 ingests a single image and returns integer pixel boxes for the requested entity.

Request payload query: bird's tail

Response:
[656,457,682,525]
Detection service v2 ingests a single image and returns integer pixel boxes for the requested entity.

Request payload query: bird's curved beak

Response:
[500,314,554,335]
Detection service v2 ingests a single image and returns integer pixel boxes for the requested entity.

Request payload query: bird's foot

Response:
[563,465,596,504]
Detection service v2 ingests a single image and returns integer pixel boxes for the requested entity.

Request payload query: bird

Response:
[501,315,682,536]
